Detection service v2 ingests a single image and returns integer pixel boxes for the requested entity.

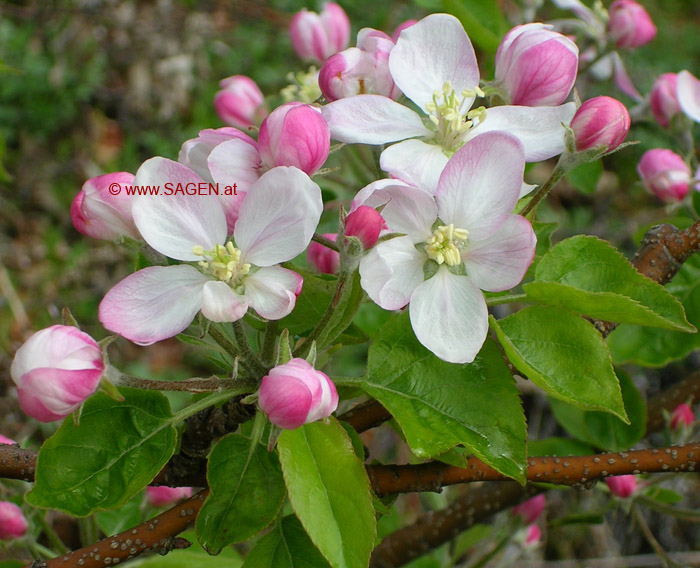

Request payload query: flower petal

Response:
[359,236,425,310]
[235,166,323,266]
[437,132,525,241]
[389,14,480,113]
[99,265,208,345]
[244,266,303,320]
[207,137,263,192]
[678,70,700,123]
[409,268,488,363]
[201,281,249,322]
[474,103,576,161]
[463,215,536,292]
[612,52,642,102]
[380,139,449,193]
[132,157,227,260]
[322,95,430,144]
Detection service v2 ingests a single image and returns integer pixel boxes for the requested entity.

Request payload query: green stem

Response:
[312,233,339,252]
[261,320,279,366]
[208,324,239,359]
[632,504,682,568]
[171,388,255,424]
[485,293,528,306]
[518,161,568,219]
[78,516,99,549]
[232,320,267,377]
[115,374,249,393]
[35,513,69,555]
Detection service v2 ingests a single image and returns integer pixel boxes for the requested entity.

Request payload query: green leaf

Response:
[441,0,505,53]
[525,235,694,331]
[279,269,336,335]
[27,389,177,517]
[490,306,627,422]
[196,433,286,554]
[277,418,376,568]
[96,496,143,536]
[549,370,645,451]
[524,221,558,280]
[566,160,603,194]
[527,437,594,457]
[608,255,700,367]
[363,313,526,483]
[243,515,332,568]
[644,487,684,505]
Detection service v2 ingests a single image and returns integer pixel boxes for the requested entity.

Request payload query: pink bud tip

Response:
[344,206,387,249]
[214,75,267,130]
[637,148,691,203]
[606,475,637,498]
[0,435,15,445]
[670,403,694,429]
[649,73,680,128]
[512,494,546,524]
[307,233,340,274]
[146,486,193,507]
[571,96,630,151]
[525,524,542,547]
[0,502,27,540]
[607,0,657,49]
[289,3,350,63]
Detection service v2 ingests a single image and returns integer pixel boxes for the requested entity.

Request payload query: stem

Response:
[171,388,255,424]
[78,516,99,549]
[486,293,528,306]
[208,324,239,359]
[35,513,69,555]
[261,320,279,366]
[115,375,249,393]
[232,320,267,377]
[518,161,568,219]
[632,505,681,568]
[312,233,339,252]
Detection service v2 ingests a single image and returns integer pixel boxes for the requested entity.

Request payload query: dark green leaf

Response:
[645,487,684,505]
[27,389,177,517]
[279,269,336,335]
[527,437,594,457]
[441,0,505,53]
[363,313,526,483]
[96,496,143,536]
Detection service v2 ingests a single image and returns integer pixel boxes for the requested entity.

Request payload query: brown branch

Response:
[25,489,209,568]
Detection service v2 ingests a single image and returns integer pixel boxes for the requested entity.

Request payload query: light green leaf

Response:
[278,418,376,568]
[243,515,332,568]
[27,389,177,517]
[196,433,286,554]
[442,0,505,53]
[490,306,627,422]
[279,269,336,335]
[363,313,526,483]
[566,160,603,194]
[525,235,694,331]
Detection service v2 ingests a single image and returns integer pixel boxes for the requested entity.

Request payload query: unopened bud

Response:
[344,206,387,249]
[290,2,350,63]
[670,403,694,430]
[637,148,691,202]
[649,73,680,128]
[0,502,27,540]
[607,0,656,49]
[214,75,267,130]
[307,233,340,274]
[571,96,630,151]
[606,475,637,498]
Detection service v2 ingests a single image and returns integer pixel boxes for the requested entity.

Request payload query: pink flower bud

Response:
[495,23,579,106]
[650,73,680,128]
[571,96,630,151]
[10,325,104,422]
[145,486,193,507]
[606,475,637,498]
[290,2,350,63]
[70,172,139,241]
[214,75,267,130]
[638,149,691,202]
[307,233,340,274]
[345,206,387,249]
[607,0,656,49]
[0,435,15,445]
[670,403,694,429]
[259,358,339,430]
[258,102,330,175]
[524,524,542,547]
[392,20,417,43]
[512,494,546,524]
[0,502,27,540]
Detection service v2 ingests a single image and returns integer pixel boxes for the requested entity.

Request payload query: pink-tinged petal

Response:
[437,133,525,241]
[678,70,700,123]
[389,14,479,113]
[551,0,601,28]
[132,158,227,260]
[259,373,314,430]
[200,281,249,322]
[409,268,488,364]
[380,139,449,194]
[322,95,430,144]
[612,53,642,102]
[305,371,339,423]
[474,103,576,161]
[359,236,425,310]
[352,182,436,242]
[235,167,322,266]
[99,265,208,345]
[244,266,303,320]
[463,215,536,292]
[179,128,258,183]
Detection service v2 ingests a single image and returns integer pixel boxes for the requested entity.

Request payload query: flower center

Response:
[281,66,322,103]
[424,81,487,154]
[424,223,469,266]
[192,242,251,286]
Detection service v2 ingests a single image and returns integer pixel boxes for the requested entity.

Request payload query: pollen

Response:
[192,242,251,284]
[424,82,482,154]
[425,224,469,266]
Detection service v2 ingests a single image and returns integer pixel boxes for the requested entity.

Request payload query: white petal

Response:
[351,178,412,212]
[322,95,430,144]
[235,167,322,266]
[380,139,449,194]
[244,266,303,320]
[409,268,488,363]
[520,181,538,199]
[132,157,227,260]
[437,132,525,241]
[201,281,249,322]
[463,215,536,292]
[474,103,576,161]
[98,265,208,345]
[207,138,262,193]
[389,14,480,114]
[359,236,425,310]
[678,70,700,123]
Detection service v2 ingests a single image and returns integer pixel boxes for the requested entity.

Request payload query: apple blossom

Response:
[637,149,691,203]
[670,403,694,430]
[99,159,322,345]
[524,524,542,547]
[570,96,630,151]
[70,172,139,241]
[322,14,576,193]
[392,20,417,43]
[495,23,579,107]
[345,205,386,249]
[649,73,680,128]
[146,486,193,507]
[607,0,656,49]
[290,3,350,63]
[0,502,27,540]
[677,70,700,124]
[0,435,15,445]
[307,233,340,274]
[357,132,536,363]
[258,358,338,430]
[512,494,546,524]
[10,325,104,422]
[213,75,267,130]
[606,475,637,498]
